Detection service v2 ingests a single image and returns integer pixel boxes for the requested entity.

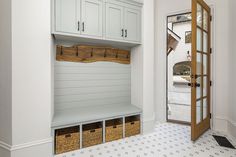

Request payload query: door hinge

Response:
[210,113,212,119]
[210,81,212,86]
[210,48,212,54]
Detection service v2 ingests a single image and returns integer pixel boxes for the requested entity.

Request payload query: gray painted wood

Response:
[105,3,124,40]
[52,104,141,127]
[81,0,103,37]
[54,61,131,111]
[124,7,141,42]
[55,0,80,33]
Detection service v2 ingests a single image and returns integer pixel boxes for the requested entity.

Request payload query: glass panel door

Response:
[191,0,211,141]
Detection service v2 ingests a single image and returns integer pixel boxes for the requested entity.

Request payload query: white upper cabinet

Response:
[53,0,143,46]
[105,3,124,40]
[81,0,103,37]
[55,0,81,34]
[105,2,142,43]
[124,8,141,42]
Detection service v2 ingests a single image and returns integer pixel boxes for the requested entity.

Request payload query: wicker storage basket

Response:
[125,115,140,137]
[105,118,123,142]
[55,126,80,154]
[82,122,103,148]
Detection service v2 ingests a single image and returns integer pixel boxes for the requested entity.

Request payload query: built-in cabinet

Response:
[53,0,143,46]
[81,0,103,37]
[124,8,141,42]
[55,0,80,34]
[55,0,103,37]
[105,2,141,42]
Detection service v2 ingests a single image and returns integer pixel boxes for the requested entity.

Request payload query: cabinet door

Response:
[81,0,103,37]
[55,0,81,34]
[124,8,141,42]
[105,3,124,40]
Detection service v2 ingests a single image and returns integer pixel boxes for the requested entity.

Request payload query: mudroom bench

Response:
[52,104,142,155]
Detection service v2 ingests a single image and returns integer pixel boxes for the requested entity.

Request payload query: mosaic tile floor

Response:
[56,123,236,157]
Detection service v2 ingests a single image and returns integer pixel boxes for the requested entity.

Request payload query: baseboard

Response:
[228,119,236,141]
[11,141,52,157]
[143,118,155,134]
[0,138,52,151]
[0,138,53,157]
[0,141,11,151]
[213,117,229,133]
[214,117,236,142]
[0,146,11,157]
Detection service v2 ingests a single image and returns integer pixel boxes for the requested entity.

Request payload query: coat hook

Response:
[104,49,107,57]
[91,48,93,57]
[60,46,63,55]
[76,46,79,56]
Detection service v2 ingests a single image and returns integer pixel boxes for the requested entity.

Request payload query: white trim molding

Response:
[143,115,155,134]
[0,138,52,152]
[214,116,236,140]
[0,141,11,151]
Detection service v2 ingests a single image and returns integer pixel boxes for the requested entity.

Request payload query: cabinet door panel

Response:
[81,0,103,37]
[105,3,124,40]
[124,8,141,42]
[55,0,81,34]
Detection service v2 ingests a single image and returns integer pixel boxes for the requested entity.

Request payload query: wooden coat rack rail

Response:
[56,45,131,64]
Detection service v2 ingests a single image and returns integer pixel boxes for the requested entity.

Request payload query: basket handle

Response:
[65,134,71,138]
[90,129,96,133]
[113,125,117,128]
[131,122,135,125]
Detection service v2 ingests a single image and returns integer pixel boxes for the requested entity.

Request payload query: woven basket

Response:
[55,126,80,154]
[106,119,123,142]
[125,116,140,137]
[82,123,103,148]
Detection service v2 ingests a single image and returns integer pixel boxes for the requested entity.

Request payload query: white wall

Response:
[131,0,155,133]
[228,0,236,139]
[0,0,12,155]
[155,0,233,134]
[10,0,53,156]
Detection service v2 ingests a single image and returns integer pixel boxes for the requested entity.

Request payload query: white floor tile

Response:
[56,123,236,157]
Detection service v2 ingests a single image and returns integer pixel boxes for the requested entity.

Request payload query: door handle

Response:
[188,83,192,87]
[195,83,200,87]
[188,83,200,87]
[121,29,124,37]
[78,21,80,31]
[125,29,127,37]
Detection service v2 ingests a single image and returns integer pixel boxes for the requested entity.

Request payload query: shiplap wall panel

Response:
[54,61,131,111]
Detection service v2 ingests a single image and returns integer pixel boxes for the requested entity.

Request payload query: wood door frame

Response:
[164,7,215,130]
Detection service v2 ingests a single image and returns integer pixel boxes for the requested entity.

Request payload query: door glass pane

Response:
[203,98,207,119]
[196,52,202,75]
[196,76,201,99]
[197,4,202,27]
[203,54,207,75]
[203,76,207,97]
[197,28,202,51]
[203,32,208,53]
[196,100,201,124]
[203,9,208,31]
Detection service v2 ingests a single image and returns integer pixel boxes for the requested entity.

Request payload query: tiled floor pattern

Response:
[56,123,236,157]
